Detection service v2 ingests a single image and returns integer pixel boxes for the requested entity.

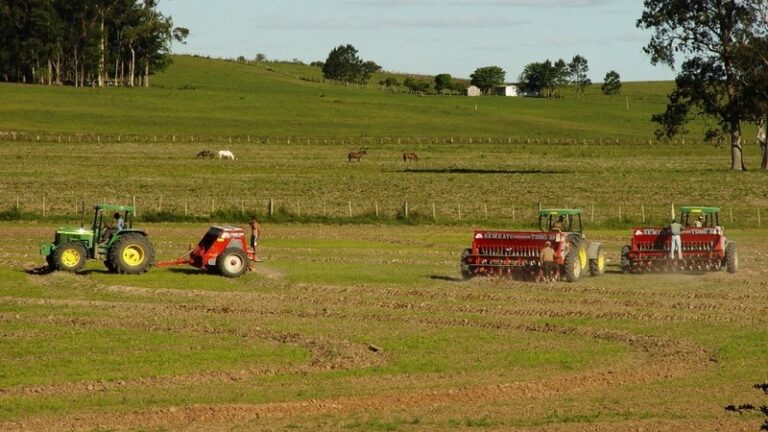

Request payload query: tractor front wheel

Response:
[460,248,473,280]
[109,234,154,274]
[563,248,582,282]
[620,245,632,274]
[217,248,248,278]
[589,245,606,277]
[53,242,87,272]
[725,242,738,274]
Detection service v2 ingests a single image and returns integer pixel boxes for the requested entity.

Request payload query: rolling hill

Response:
[0,55,693,139]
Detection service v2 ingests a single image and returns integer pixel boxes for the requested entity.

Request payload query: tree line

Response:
[0,0,188,87]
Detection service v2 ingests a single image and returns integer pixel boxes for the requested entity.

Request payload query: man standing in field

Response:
[669,218,683,260]
[248,217,262,269]
[539,241,556,282]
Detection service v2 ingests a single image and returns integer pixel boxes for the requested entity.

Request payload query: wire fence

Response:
[2,194,764,228]
[1,130,755,147]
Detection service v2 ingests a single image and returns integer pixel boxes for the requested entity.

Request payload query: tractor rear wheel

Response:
[53,242,87,272]
[217,248,248,278]
[563,248,581,282]
[109,234,154,274]
[725,242,738,274]
[460,248,473,280]
[589,245,606,277]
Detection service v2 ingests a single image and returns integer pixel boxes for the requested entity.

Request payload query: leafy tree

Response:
[470,65,505,94]
[310,60,324,68]
[733,37,768,169]
[568,55,591,98]
[0,0,181,87]
[321,44,378,84]
[518,60,566,98]
[637,0,768,171]
[518,61,549,97]
[403,77,430,93]
[553,59,569,96]
[601,70,622,96]
[434,73,453,93]
[255,53,266,62]
[379,76,399,88]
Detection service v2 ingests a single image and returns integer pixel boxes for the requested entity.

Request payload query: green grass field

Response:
[0,55,722,139]
[0,55,767,431]
[1,223,767,431]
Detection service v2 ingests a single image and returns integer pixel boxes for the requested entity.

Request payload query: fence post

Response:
[375,201,379,218]
[591,203,594,223]
[348,201,352,217]
[512,205,516,222]
[211,198,215,215]
[185,199,188,217]
[759,208,762,227]
[158,195,163,212]
[404,201,409,219]
[729,208,733,224]
[619,205,622,221]
[268,199,274,216]
[42,195,46,217]
[432,202,437,221]
[133,195,137,216]
[458,204,462,221]
[641,204,645,223]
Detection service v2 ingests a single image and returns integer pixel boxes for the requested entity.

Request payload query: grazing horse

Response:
[402,152,418,162]
[217,150,236,160]
[347,149,367,162]
[196,150,214,159]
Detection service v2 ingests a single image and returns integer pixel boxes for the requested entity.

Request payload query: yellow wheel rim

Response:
[598,254,606,272]
[579,247,588,269]
[122,245,145,266]
[61,249,81,268]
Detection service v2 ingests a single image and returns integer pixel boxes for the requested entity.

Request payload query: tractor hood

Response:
[56,227,94,235]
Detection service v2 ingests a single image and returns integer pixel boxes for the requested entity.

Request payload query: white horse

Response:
[217,150,235,160]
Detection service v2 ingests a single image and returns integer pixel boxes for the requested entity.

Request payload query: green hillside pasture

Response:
[0,55,720,139]
[0,223,765,430]
[1,138,766,227]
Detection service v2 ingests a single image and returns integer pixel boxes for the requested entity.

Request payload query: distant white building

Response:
[494,84,518,97]
[464,85,482,97]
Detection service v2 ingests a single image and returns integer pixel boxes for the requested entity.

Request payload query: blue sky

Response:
[159,0,676,82]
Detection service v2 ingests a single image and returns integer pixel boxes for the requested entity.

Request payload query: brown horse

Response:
[402,152,418,162]
[196,150,215,159]
[348,150,367,162]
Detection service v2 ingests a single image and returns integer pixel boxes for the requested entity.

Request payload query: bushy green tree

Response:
[434,73,453,93]
[321,44,379,84]
[0,0,182,87]
[601,70,621,96]
[568,55,591,98]
[403,77,430,93]
[470,65,505,94]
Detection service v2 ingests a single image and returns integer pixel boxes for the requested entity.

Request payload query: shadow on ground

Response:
[388,168,571,175]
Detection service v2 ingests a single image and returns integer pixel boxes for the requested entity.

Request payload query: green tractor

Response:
[40,204,155,274]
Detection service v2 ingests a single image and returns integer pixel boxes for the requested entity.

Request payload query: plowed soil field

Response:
[1,223,766,431]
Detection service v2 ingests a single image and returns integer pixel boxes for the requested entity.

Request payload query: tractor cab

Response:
[539,209,584,236]
[92,204,136,245]
[680,206,720,228]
